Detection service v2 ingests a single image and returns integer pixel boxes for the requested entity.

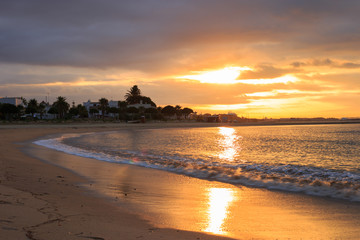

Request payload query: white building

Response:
[83,100,124,118]
[0,97,23,106]
[83,100,122,111]
[127,100,154,109]
[83,100,100,112]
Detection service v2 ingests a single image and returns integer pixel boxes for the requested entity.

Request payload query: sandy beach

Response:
[1,122,360,240]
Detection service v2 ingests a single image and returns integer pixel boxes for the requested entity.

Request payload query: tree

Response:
[117,101,128,121]
[98,98,109,119]
[38,101,46,120]
[20,97,28,107]
[108,107,119,118]
[69,102,88,118]
[69,105,79,117]
[145,107,160,120]
[182,107,194,119]
[126,107,139,121]
[125,85,141,104]
[53,96,70,119]
[77,104,88,118]
[127,107,139,114]
[124,85,158,108]
[17,105,25,117]
[89,108,99,117]
[161,105,176,118]
[0,103,19,121]
[48,106,58,115]
[26,98,39,117]
[175,105,182,119]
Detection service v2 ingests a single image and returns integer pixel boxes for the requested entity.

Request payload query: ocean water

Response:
[34,124,360,201]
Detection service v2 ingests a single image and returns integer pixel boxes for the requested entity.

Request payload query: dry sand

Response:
[1,122,360,240]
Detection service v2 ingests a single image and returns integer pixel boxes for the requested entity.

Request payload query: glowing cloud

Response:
[245,89,302,97]
[177,67,252,84]
[178,67,298,85]
[236,75,298,85]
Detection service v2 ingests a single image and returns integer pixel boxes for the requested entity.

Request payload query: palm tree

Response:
[99,98,109,119]
[125,85,141,104]
[53,96,70,119]
[26,99,39,118]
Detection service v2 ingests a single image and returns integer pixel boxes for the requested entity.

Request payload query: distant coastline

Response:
[1,118,360,129]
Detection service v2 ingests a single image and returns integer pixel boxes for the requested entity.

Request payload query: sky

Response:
[1,0,360,118]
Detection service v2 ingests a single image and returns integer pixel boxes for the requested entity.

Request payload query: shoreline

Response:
[1,123,360,239]
[1,118,360,129]
[0,125,234,240]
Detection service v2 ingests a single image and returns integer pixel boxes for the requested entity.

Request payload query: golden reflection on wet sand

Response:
[29,136,360,240]
[205,188,236,235]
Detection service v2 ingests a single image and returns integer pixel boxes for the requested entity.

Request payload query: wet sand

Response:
[1,123,360,239]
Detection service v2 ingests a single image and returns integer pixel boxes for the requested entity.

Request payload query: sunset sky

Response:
[1,0,360,118]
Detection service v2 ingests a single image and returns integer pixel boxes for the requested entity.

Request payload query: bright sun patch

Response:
[177,67,298,85]
[177,67,252,84]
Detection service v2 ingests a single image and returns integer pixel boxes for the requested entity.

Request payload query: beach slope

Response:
[0,124,234,240]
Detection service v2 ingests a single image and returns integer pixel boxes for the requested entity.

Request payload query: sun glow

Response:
[177,67,298,85]
[177,67,252,84]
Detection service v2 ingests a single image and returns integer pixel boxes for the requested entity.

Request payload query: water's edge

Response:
[34,132,360,202]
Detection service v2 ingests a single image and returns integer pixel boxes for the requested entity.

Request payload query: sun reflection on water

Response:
[218,127,240,161]
[205,188,236,235]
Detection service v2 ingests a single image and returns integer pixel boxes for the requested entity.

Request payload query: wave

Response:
[34,136,360,202]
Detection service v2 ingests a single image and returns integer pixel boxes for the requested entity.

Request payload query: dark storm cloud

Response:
[1,0,360,71]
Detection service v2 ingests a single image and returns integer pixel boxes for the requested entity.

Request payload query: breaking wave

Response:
[34,135,360,202]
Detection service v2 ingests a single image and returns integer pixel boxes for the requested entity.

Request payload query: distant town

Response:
[0,85,359,124]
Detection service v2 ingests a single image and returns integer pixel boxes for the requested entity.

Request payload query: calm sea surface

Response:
[35,124,360,201]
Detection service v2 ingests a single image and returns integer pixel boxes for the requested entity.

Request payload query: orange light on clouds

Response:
[236,75,298,85]
[177,67,252,84]
[7,79,126,88]
[192,95,347,118]
[177,67,298,85]
[245,89,303,97]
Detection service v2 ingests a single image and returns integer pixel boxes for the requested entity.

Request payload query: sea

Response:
[34,124,360,202]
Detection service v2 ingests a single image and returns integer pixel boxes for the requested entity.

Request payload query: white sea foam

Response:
[34,135,360,202]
